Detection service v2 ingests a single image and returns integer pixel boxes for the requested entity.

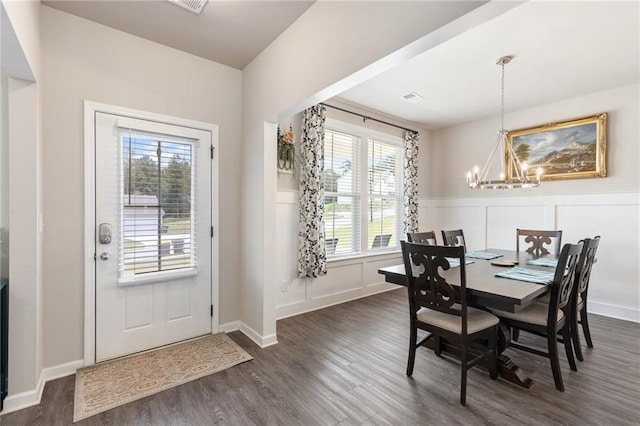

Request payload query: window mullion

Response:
[360,135,369,253]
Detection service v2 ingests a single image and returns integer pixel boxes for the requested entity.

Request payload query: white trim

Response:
[218,321,241,333]
[117,268,198,286]
[219,321,278,348]
[238,322,278,348]
[277,284,397,321]
[1,359,83,415]
[421,192,639,207]
[589,301,640,323]
[83,101,220,366]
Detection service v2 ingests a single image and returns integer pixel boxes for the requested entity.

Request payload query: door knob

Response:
[100,252,110,261]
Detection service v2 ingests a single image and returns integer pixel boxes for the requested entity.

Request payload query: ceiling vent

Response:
[401,92,425,103]
[167,0,208,14]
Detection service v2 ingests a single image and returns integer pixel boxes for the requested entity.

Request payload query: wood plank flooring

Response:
[2,288,639,425]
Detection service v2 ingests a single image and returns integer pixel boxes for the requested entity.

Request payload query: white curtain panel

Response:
[298,105,328,278]
[404,130,419,235]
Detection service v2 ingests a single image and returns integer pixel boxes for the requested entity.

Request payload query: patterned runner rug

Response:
[73,333,253,422]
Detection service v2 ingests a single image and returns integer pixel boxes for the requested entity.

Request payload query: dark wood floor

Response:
[3,288,640,425]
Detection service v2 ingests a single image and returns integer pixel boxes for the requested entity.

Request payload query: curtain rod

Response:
[320,103,417,134]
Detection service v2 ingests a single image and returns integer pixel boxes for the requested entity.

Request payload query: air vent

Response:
[167,0,208,14]
[401,92,425,103]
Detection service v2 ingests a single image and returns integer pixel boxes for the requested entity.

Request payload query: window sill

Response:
[118,267,197,286]
[327,249,401,265]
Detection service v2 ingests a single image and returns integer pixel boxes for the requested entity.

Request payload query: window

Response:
[323,119,404,257]
[121,132,196,278]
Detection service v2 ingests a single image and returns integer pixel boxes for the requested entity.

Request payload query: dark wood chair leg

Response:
[562,326,577,371]
[434,336,442,357]
[580,307,594,348]
[571,309,584,362]
[460,341,467,406]
[406,325,417,376]
[548,332,564,392]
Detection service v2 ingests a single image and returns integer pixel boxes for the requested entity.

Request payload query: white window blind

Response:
[368,138,403,250]
[120,130,197,279]
[323,120,405,257]
[323,129,360,256]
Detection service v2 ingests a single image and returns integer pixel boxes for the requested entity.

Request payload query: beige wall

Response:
[1,0,40,80]
[40,6,242,368]
[429,84,640,198]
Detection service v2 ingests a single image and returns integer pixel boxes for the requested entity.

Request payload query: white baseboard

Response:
[589,301,639,323]
[238,322,278,348]
[276,284,397,320]
[1,359,83,415]
[218,320,241,333]
[219,321,278,348]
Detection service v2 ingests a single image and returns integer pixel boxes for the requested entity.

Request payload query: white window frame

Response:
[324,118,405,259]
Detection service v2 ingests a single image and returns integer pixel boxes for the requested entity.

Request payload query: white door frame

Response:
[83,101,219,366]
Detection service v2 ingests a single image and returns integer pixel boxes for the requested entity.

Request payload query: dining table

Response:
[377,248,559,388]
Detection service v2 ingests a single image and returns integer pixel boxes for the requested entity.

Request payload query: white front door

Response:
[94,111,214,362]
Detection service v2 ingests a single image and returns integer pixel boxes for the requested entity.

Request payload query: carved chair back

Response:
[516,229,563,257]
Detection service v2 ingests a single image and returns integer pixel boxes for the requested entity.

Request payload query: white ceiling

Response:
[42,0,315,70]
[42,1,639,129]
[338,1,640,129]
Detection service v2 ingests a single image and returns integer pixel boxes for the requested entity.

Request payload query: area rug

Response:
[73,333,253,422]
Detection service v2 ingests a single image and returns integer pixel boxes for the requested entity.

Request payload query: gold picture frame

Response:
[506,113,607,181]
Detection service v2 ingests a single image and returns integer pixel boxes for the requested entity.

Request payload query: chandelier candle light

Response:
[467,56,543,189]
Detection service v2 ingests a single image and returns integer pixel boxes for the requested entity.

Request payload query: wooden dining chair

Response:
[441,229,466,252]
[570,236,600,361]
[516,229,563,257]
[491,242,583,392]
[401,241,499,405]
[406,231,437,245]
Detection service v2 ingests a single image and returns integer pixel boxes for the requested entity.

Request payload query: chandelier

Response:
[467,56,542,189]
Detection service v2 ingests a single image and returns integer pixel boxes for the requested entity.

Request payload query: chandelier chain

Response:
[466,55,543,189]
[500,60,505,132]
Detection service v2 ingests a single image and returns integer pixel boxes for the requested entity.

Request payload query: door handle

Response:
[100,252,110,261]
[99,223,112,244]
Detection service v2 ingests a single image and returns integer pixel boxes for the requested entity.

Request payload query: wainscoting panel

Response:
[310,262,363,300]
[486,205,550,250]
[279,191,639,322]
[422,193,640,322]
[276,191,401,320]
[364,256,404,288]
[430,205,485,250]
[556,203,640,321]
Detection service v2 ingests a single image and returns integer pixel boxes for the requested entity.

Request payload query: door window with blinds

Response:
[120,129,197,282]
[324,119,404,257]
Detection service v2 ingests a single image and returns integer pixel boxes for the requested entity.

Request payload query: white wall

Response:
[0,0,42,410]
[242,1,511,344]
[423,85,640,322]
[40,6,242,368]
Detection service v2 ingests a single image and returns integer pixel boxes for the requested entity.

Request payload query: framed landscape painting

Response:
[506,113,607,181]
